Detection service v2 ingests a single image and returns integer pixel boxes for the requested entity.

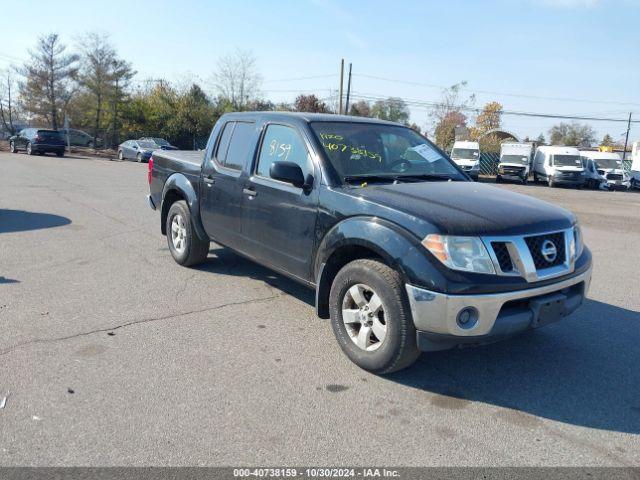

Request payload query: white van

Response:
[631,141,640,189]
[450,140,480,181]
[496,142,533,184]
[580,150,630,190]
[533,146,585,188]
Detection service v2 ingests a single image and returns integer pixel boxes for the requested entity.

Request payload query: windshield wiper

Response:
[392,173,458,182]
[343,174,399,184]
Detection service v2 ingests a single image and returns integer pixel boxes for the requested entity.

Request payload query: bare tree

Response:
[211,49,261,109]
[0,68,18,135]
[108,58,135,147]
[18,33,79,129]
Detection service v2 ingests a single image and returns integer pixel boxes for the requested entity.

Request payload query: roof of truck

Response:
[536,145,581,155]
[579,150,622,160]
[219,111,401,126]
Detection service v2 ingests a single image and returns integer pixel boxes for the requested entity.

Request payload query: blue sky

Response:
[2,0,639,142]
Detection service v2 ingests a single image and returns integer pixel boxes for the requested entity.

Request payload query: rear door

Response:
[240,122,319,282]
[200,120,257,249]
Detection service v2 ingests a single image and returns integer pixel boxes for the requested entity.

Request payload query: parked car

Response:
[139,137,178,150]
[580,157,608,190]
[580,151,630,191]
[533,146,585,188]
[147,112,592,374]
[118,140,156,162]
[496,142,533,184]
[58,128,101,148]
[450,140,480,180]
[9,128,66,156]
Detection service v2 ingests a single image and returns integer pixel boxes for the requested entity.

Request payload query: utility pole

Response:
[345,63,352,115]
[338,59,344,115]
[622,112,632,162]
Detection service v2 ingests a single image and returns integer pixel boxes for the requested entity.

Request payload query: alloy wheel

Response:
[171,214,187,254]
[341,283,387,352]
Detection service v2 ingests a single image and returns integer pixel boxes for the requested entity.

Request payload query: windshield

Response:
[310,122,465,181]
[593,158,621,169]
[553,154,582,167]
[138,141,156,149]
[500,154,529,165]
[451,148,479,160]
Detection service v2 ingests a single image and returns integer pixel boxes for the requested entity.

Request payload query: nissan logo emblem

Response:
[541,239,558,263]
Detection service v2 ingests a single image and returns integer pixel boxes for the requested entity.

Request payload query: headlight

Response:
[422,234,495,274]
[471,161,480,170]
[572,224,584,259]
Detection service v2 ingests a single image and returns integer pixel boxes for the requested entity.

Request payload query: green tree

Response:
[549,122,595,146]
[471,101,503,139]
[430,82,475,149]
[434,110,467,150]
[536,133,546,145]
[601,134,614,146]
[371,97,409,123]
[293,94,330,113]
[349,100,371,117]
[18,33,78,129]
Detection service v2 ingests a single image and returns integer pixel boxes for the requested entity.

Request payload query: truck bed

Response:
[149,149,204,208]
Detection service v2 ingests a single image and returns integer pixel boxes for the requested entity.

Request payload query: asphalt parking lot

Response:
[1,150,639,467]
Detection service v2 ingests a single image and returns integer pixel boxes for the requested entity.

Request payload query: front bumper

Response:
[607,180,630,190]
[406,266,592,351]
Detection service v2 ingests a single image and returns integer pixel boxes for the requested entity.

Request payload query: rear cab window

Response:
[214,121,255,171]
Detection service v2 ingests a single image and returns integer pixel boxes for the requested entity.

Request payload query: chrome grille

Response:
[524,232,566,269]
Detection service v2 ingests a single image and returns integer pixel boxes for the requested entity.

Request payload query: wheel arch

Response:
[314,216,444,319]
[160,173,208,241]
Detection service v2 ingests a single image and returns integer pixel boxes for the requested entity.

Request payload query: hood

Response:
[554,165,583,172]
[601,167,625,175]
[346,181,575,236]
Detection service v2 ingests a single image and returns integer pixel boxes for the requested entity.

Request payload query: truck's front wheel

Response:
[329,259,420,374]
[166,200,210,267]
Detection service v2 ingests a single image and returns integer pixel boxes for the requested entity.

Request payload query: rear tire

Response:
[165,200,210,267]
[136,153,142,163]
[57,150,64,157]
[548,177,555,188]
[496,175,502,183]
[533,172,539,183]
[9,141,16,153]
[26,142,34,155]
[329,259,420,374]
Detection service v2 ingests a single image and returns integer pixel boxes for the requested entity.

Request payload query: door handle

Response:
[203,175,215,185]
[243,188,257,197]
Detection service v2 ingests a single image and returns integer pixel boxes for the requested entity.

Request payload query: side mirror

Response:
[270,161,305,188]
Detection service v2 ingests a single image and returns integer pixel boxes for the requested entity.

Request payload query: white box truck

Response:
[533,146,585,188]
[496,142,533,184]
[450,140,480,181]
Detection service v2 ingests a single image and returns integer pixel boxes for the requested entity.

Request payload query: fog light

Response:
[456,307,478,330]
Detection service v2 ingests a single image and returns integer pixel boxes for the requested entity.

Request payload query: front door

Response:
[241,123,319,282]
[200,120,256,249]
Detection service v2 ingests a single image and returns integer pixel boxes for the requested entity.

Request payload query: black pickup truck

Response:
[147,112,592,373]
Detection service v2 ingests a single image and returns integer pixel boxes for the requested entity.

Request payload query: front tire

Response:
[136,153,142,163]
[26,142,34,155]
[165,200,210,267]
[329,259,420,374]
[118,150,124,161]
[9,141,16,153]
[548,177,555,188]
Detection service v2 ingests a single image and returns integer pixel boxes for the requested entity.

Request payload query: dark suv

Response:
[9,128,66,156]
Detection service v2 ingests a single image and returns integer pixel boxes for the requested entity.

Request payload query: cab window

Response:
[256,124,311,180]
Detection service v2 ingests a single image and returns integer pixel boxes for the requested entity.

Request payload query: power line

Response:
[355,73,640,108]
[349,92,640,124]
[262,74,337,83]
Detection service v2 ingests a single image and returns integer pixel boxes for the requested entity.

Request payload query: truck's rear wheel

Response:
[329,259,420,374]
[166,200,210,267]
